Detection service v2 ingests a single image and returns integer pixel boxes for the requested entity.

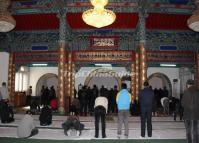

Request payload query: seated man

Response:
[17,111,38,138]
[62,115,84,136]
[29,100,40,115]
[0,101,14,123]
[39,105,52,126]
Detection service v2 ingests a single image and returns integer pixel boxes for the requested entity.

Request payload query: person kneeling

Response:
[0,101,14,123]
[17,111,38,138]
[62,115,84,136]
[39,105,52,126]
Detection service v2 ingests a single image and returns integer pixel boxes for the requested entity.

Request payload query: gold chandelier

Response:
[0,0,16,32]
[82,0,116,28]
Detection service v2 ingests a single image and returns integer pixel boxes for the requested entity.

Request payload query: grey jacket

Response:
[17,115,35,138]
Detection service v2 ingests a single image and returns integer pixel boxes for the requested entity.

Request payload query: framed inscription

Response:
[90,36,119,49]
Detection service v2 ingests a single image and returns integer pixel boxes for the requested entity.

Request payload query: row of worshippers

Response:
[16,82,151,139]
[77,84,118,116]
[25,85,57,107]
[25,85,58,114]
[74,84,171,117]
[1,80,199,142]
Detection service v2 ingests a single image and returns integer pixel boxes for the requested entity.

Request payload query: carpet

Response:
[0,138,186,143]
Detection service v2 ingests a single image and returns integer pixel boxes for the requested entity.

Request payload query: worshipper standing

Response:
[116,83,131,139]
[26,86,32,106]
[0,82,9,102]
[138,81,154,138]
[17,111,38,138]
[70,96,80,115]
[49,86,56,102]
[181,79,199,143]
[94,95,108,138]
[0,82,14,123]
[90,85,98,114]
[113,85,118,113]
[78,86,88,116]
[40,85,45,106]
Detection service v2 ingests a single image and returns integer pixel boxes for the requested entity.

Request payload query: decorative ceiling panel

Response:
[146,13,190,30]
[13,13,59,31]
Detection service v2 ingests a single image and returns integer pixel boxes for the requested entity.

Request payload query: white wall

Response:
[29,67,58,96]
[75,67,129,90]
[0,52,9,85]
[148,67,179,84]
[147,67,180,97]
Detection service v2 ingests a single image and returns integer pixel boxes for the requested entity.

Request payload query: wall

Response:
[0,52,9,85]
[147,67,180,97]
[29,67,58,96]
[75,67,129,90]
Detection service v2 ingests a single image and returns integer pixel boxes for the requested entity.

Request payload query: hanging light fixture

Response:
[0,0,16,32]
[82,0,116,28]
[187,0,199,32]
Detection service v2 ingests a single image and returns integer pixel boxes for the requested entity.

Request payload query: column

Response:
[66,53,72,97]
[71,62,75,98]
[7,53,15,104]
[135,53,139,99]
[196,53,199,89]
[138,11,147,90]
[66,54,75,99]
[131,63,136,101]
[58,12,66,114]
[139,46,147,89]
[64,52,73,115]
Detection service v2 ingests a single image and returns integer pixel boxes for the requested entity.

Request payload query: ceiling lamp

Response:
[0,0,16,32]
[82,0,116,28]
[187,0,199,32]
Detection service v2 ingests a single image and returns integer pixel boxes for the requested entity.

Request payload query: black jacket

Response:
[139,87,154,109]
[182,86,199,120]
[39,106,52,126]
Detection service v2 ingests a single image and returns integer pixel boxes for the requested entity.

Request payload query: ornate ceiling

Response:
[0,0,198,53]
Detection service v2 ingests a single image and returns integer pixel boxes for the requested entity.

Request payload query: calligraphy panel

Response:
[90,36,119,49]
[73,51,134,62]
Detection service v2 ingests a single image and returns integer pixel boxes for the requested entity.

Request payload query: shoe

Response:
[140,136,145,139]
[76,131,80,136]
[102,135,106,138]
[64,130,68,136]
[117,134,121,139]
[95,135,98,138]
[124,135,128,139]
[67,129,71,136]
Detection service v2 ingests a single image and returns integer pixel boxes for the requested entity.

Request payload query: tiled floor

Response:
[0,114,186,140]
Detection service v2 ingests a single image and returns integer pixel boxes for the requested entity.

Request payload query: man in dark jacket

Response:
[139,81,154,138]
[182,79,199,143]
[39,105,52,126]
